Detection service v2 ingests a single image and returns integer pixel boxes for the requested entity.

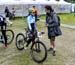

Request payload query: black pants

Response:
[0,24,7,44]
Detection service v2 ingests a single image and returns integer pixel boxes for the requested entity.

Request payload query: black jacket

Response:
[0,15,6,26]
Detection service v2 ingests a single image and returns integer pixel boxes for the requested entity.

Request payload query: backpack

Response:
[51,13,61,26]
[50,12,61,26]
[57,15,61,26]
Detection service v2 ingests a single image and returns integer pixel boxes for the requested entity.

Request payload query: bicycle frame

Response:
[24,28,45,50]
[24,28,37,49]
[16,28,47,63]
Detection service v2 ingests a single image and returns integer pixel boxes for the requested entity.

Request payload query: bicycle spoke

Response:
[31,41,47,63]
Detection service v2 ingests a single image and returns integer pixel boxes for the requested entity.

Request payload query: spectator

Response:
[33,6,39,22]
[11,8,16,19]
[4,6,12,26]
[45,5,62,56]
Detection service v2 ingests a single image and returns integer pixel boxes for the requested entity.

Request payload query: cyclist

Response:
[24,8,36,49]
[0,14,8,48]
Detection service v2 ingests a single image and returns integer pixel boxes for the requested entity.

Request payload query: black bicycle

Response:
[0,29,14,45]
[16,28,47,63]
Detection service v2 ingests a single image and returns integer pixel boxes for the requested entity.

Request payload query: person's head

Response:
[28,8,35,16]
[45,5,54,14]
[5,6,8,9]
[33,6,36,9]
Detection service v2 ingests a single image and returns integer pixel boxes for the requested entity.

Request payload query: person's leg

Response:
[6,17,12,26]
[48,36,56,56]
[50,37,55,51]
[48,36,55,51]
[50,37,56,56]
[24,30,33,49]
[1,25,8,48]
[26,39,32,47]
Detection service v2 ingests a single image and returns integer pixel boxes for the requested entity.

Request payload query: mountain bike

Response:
[16,28,47,63]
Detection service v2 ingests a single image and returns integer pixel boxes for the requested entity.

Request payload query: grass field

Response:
[40,13,75,25]
[0,13,75,65]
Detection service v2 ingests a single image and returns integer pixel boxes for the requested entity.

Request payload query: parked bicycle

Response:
[16,28,47,63]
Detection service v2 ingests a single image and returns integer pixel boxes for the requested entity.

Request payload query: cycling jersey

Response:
[0,15,6,25]
[27,15,36,31]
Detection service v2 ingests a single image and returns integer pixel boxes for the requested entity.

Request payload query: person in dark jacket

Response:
[0,14,8,48]
[45,5,62,56]
[4,6,12,26]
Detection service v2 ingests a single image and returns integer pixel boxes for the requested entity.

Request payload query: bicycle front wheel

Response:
[16,33,26,50]
[6,29,14,45]
[31,41,47,63]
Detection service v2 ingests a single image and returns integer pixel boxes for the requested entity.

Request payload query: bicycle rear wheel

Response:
[31,41,47,63]
[6,29,14,45]
[16,33,26,50]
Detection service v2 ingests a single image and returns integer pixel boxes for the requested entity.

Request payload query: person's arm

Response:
[27,17,32,30]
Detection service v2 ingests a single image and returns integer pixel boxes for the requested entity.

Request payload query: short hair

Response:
[45,5,54,12]
[33,6,35,8]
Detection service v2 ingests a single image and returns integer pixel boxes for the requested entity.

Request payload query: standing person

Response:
[0,14,8,48]
[11,8,16,19]
[33,6,39,22]
[45,5,62,56]
[24,8,36,49]
[4,6,12,26]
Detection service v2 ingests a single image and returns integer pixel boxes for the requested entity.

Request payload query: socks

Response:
[53,48,56,51]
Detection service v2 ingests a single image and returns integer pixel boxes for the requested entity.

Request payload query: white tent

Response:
[0,0,22,5]
[50,0,72,13]
[58,0,71,4]
[0,0,72,17]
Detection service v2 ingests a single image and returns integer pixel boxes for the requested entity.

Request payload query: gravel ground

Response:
[0,27,75,65]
